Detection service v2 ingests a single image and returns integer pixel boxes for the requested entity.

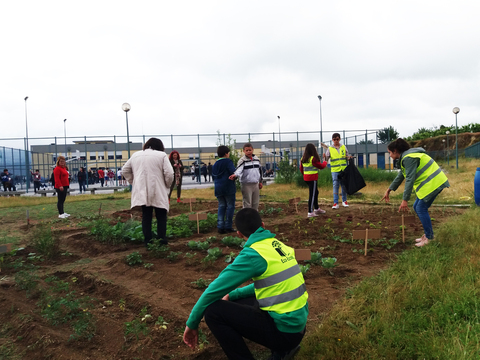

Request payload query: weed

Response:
[302,240,316,246]
[119,299,126,312]
[198,328,210,350]
[187,240,210,251]
[14,264,40,297]
[31,225,60,259]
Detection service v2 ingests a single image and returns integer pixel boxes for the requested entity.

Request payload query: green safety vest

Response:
[302,156,318,175]
[329,145,347,172]
[401,152,448,199]
[250,238,308,313]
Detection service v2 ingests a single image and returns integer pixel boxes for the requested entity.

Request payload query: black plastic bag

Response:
[341,158,366,195]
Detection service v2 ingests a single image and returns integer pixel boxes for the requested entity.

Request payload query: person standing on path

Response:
[168,150,184,203]
[31,169,42,193]
[77,167,87,194]
[323,133,351,209]
[98,168,105,187]
[300,143,328,218]
[381,138,450,247]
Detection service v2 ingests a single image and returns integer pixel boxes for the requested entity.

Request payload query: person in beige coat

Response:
[122,138,174,247]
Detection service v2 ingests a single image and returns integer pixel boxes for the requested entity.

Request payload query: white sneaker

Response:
[64,213,70,217]
[314,208,326,214]
[58,213,67,219]
[342,201,349,207]
[415,236,430,247]
[415,234,426,243]
[332,203,339,209]
[307,212,318,218]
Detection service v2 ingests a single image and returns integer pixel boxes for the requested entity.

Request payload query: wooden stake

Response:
[98,203,102,216]
[352,229,381,256]
[188,213,207,234]
[289,197,301,214]
[392,215,415,243]
[26,209,30,226]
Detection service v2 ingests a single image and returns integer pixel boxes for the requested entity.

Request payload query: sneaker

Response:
[314,208,326,214]
[58,214,68,219]
[225,228,237,233]
[218,228,226,234]
[342,201,349,207]
[415,234,426,243]
[307,212,318,218]
[177,198,182,203]
[415,235,430,247]
[332,203,339,209]
[64,213,70,217]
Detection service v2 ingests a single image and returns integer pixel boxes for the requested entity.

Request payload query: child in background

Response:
[213,145,236,234]
[229,143,263,211]
[300,143,328,218]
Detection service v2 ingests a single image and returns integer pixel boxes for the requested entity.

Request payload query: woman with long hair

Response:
[122,138,174,247]
[169,150,184,203]
[54,156,70,219]
[300,143,327,218]
[381,138,450,247]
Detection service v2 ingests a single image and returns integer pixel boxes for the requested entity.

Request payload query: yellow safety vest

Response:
[250,238,308,314]
[329,145,347,173]
[302,156,318,175]
[401,152,448,199]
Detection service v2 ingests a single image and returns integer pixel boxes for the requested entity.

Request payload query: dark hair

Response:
[301,143,320,163]
[235,208,263,237]
[217,145,230,158]
[243,143,253,150]
[169,150,181,161]
[387,138,410,154]
[35,169,39,172]
[143,138,165,151]
[332,133,341,140]
[3,169,7,172]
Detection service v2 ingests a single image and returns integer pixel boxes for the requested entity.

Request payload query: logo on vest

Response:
[271,240,294,263]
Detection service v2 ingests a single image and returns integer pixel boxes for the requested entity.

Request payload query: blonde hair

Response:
[56,156,66,167]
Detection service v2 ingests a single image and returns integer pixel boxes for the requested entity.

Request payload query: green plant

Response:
[225,252,237,263]
[299,264,311,276]
[166,251,182,262]
[14,263,40,297]
[31,225,60,259]
[125,252,143,266]
[183,252,198,266]
[124,307,150,341]
[221,236,245,248]
[191,278,212,289]
[306,252,323,266]
[187,240,210,251]
[202,247,223,264]
[144,263,153,269]
[147,239,170,258]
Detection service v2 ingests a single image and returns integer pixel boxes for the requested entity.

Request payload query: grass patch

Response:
[300,206,480,359]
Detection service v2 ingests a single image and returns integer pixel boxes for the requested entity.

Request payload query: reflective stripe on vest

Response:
[250,238,308,313]
[329,145,347,172]
[302,156,317,175]
[401,153,448,199]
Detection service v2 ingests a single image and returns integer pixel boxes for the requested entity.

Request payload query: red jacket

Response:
[98,169,105,179]
[54,166,70,189]
[300,158,327,181]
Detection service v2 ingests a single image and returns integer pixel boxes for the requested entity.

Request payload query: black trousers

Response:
[305,180,319,213]
[56,186,68,214]
[141,206,167,246]
[33,182,41,193]
[204,297,305,360]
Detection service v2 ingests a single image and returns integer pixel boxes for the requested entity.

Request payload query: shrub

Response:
[31,225,60,259]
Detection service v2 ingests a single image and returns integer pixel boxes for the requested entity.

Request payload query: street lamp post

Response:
[446,130,450,165]
[318,95,323,157]
[453,107,460,169]
[442,139,446,163]
[24,96,30,192]
[277,115,281,160]
[63,119,67,158]
[122,103,131,159]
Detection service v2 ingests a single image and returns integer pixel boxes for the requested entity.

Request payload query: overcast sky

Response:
[2,0,479,149]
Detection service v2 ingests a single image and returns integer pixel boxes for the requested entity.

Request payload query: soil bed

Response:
[0,202,464,359]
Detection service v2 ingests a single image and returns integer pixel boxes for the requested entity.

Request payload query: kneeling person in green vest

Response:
[183,208,308,360]
[381,138,450,247]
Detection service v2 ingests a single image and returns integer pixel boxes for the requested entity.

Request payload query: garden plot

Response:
[0,202,465,360]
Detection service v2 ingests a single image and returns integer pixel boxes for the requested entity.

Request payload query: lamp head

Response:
[24,96,28,101]
[452,107,460,114]
[277,116,280,119]
[318,95,322,100]
[122,103,131,112]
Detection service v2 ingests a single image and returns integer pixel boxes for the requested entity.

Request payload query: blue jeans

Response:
[413,192,440,240]
[331,172,347,204]
[217,194,235,230]
[78,180,86,193]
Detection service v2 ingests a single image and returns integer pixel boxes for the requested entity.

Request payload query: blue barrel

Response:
[475,167,480,206]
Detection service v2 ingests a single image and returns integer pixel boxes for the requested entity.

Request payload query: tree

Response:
[357,139,374,145]
[377,126,399,144]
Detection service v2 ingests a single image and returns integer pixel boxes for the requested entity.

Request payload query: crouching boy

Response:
[183,208,308,359]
